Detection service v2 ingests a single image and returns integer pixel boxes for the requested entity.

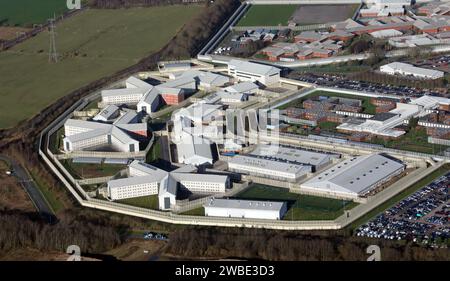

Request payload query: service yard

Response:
[0,6,202,129]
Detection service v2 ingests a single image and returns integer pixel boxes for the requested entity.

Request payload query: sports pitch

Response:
[0,6,202,129]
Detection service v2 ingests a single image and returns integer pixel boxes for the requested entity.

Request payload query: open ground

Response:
[0,6,203,129]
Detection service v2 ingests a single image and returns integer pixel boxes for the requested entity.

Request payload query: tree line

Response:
[0,210,126,254]
[164,227,450,261]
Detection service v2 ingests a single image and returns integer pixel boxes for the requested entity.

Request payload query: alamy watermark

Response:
[66,245,81,261]
[366,245,381,261]
[67,0,82,10]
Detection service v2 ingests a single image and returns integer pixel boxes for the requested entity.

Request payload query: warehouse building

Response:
[228,59,280,86]
[380,62,444,79]
[301,154,405,199]
[204,198,287,220]
[249,144,339,172]
[228,155,311,182]
[107,161,229,210]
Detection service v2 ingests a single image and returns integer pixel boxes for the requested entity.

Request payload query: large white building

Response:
[380,62,444,79]
[249,144,338,172]
[228,155,312,182]
[301,153,405,199]
[107,161,229,210]
[360,0,410,17]
[228,59,280,86]
[337,102,421,138]
[204,198,287,220]
[63,111,147,153]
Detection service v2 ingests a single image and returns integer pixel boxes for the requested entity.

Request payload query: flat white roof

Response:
[381,62,444,78]
[224,81,259,93]
[228,59,280,77]
[302,154,405,196]
[229,155,311,175]
[250,145,337,167]
[204,198,285,211]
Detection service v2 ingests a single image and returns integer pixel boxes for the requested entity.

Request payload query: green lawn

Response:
[61,160,126,179]
[318,121,339,131]
[237,5,298,26]
[277,90,376,114]
[348,164,450,230]
[0,6,202,129]
[369,127,449,154]
[234,184,358,220]
[117,195,159,210]
[0,0,69,26]
[180,207,205,216]
[146,138,161,163]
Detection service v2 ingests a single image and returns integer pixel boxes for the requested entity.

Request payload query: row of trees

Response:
[162,0,240,58]
[0,210,125,254]
[165,227,450,261]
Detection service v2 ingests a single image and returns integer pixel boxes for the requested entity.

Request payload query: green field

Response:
[118,195,159,210]
[0,0,69,26]
[234,184,357,220]
[369,127,449,154]
[0,6,202,129]
[237,5,298,26]
[180,207,205,216]
[146,137,162,163]
[277,90,376,114]
[61,160,126,179]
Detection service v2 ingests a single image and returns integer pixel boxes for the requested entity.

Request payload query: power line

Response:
[48,16,58,63]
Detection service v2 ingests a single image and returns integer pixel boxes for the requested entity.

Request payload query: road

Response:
[0,155,56,222]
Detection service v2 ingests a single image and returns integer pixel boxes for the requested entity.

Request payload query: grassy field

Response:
[277,90,376,114]
[180,207,205,216]
[234,184,357,220]
[61,160,126,179]
[348,164,450,230]
[237,5,298,26]
[369,127,449,154]
[118,195,159,210]
[0,6,202,129]
[0,0,69,26]
[146,137,162,164]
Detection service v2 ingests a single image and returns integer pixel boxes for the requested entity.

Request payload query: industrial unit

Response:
[228,154,312,182]
[204,198,287,220]
[302,153,405,199]
[227,59,280,86]
[380,62,445,79]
